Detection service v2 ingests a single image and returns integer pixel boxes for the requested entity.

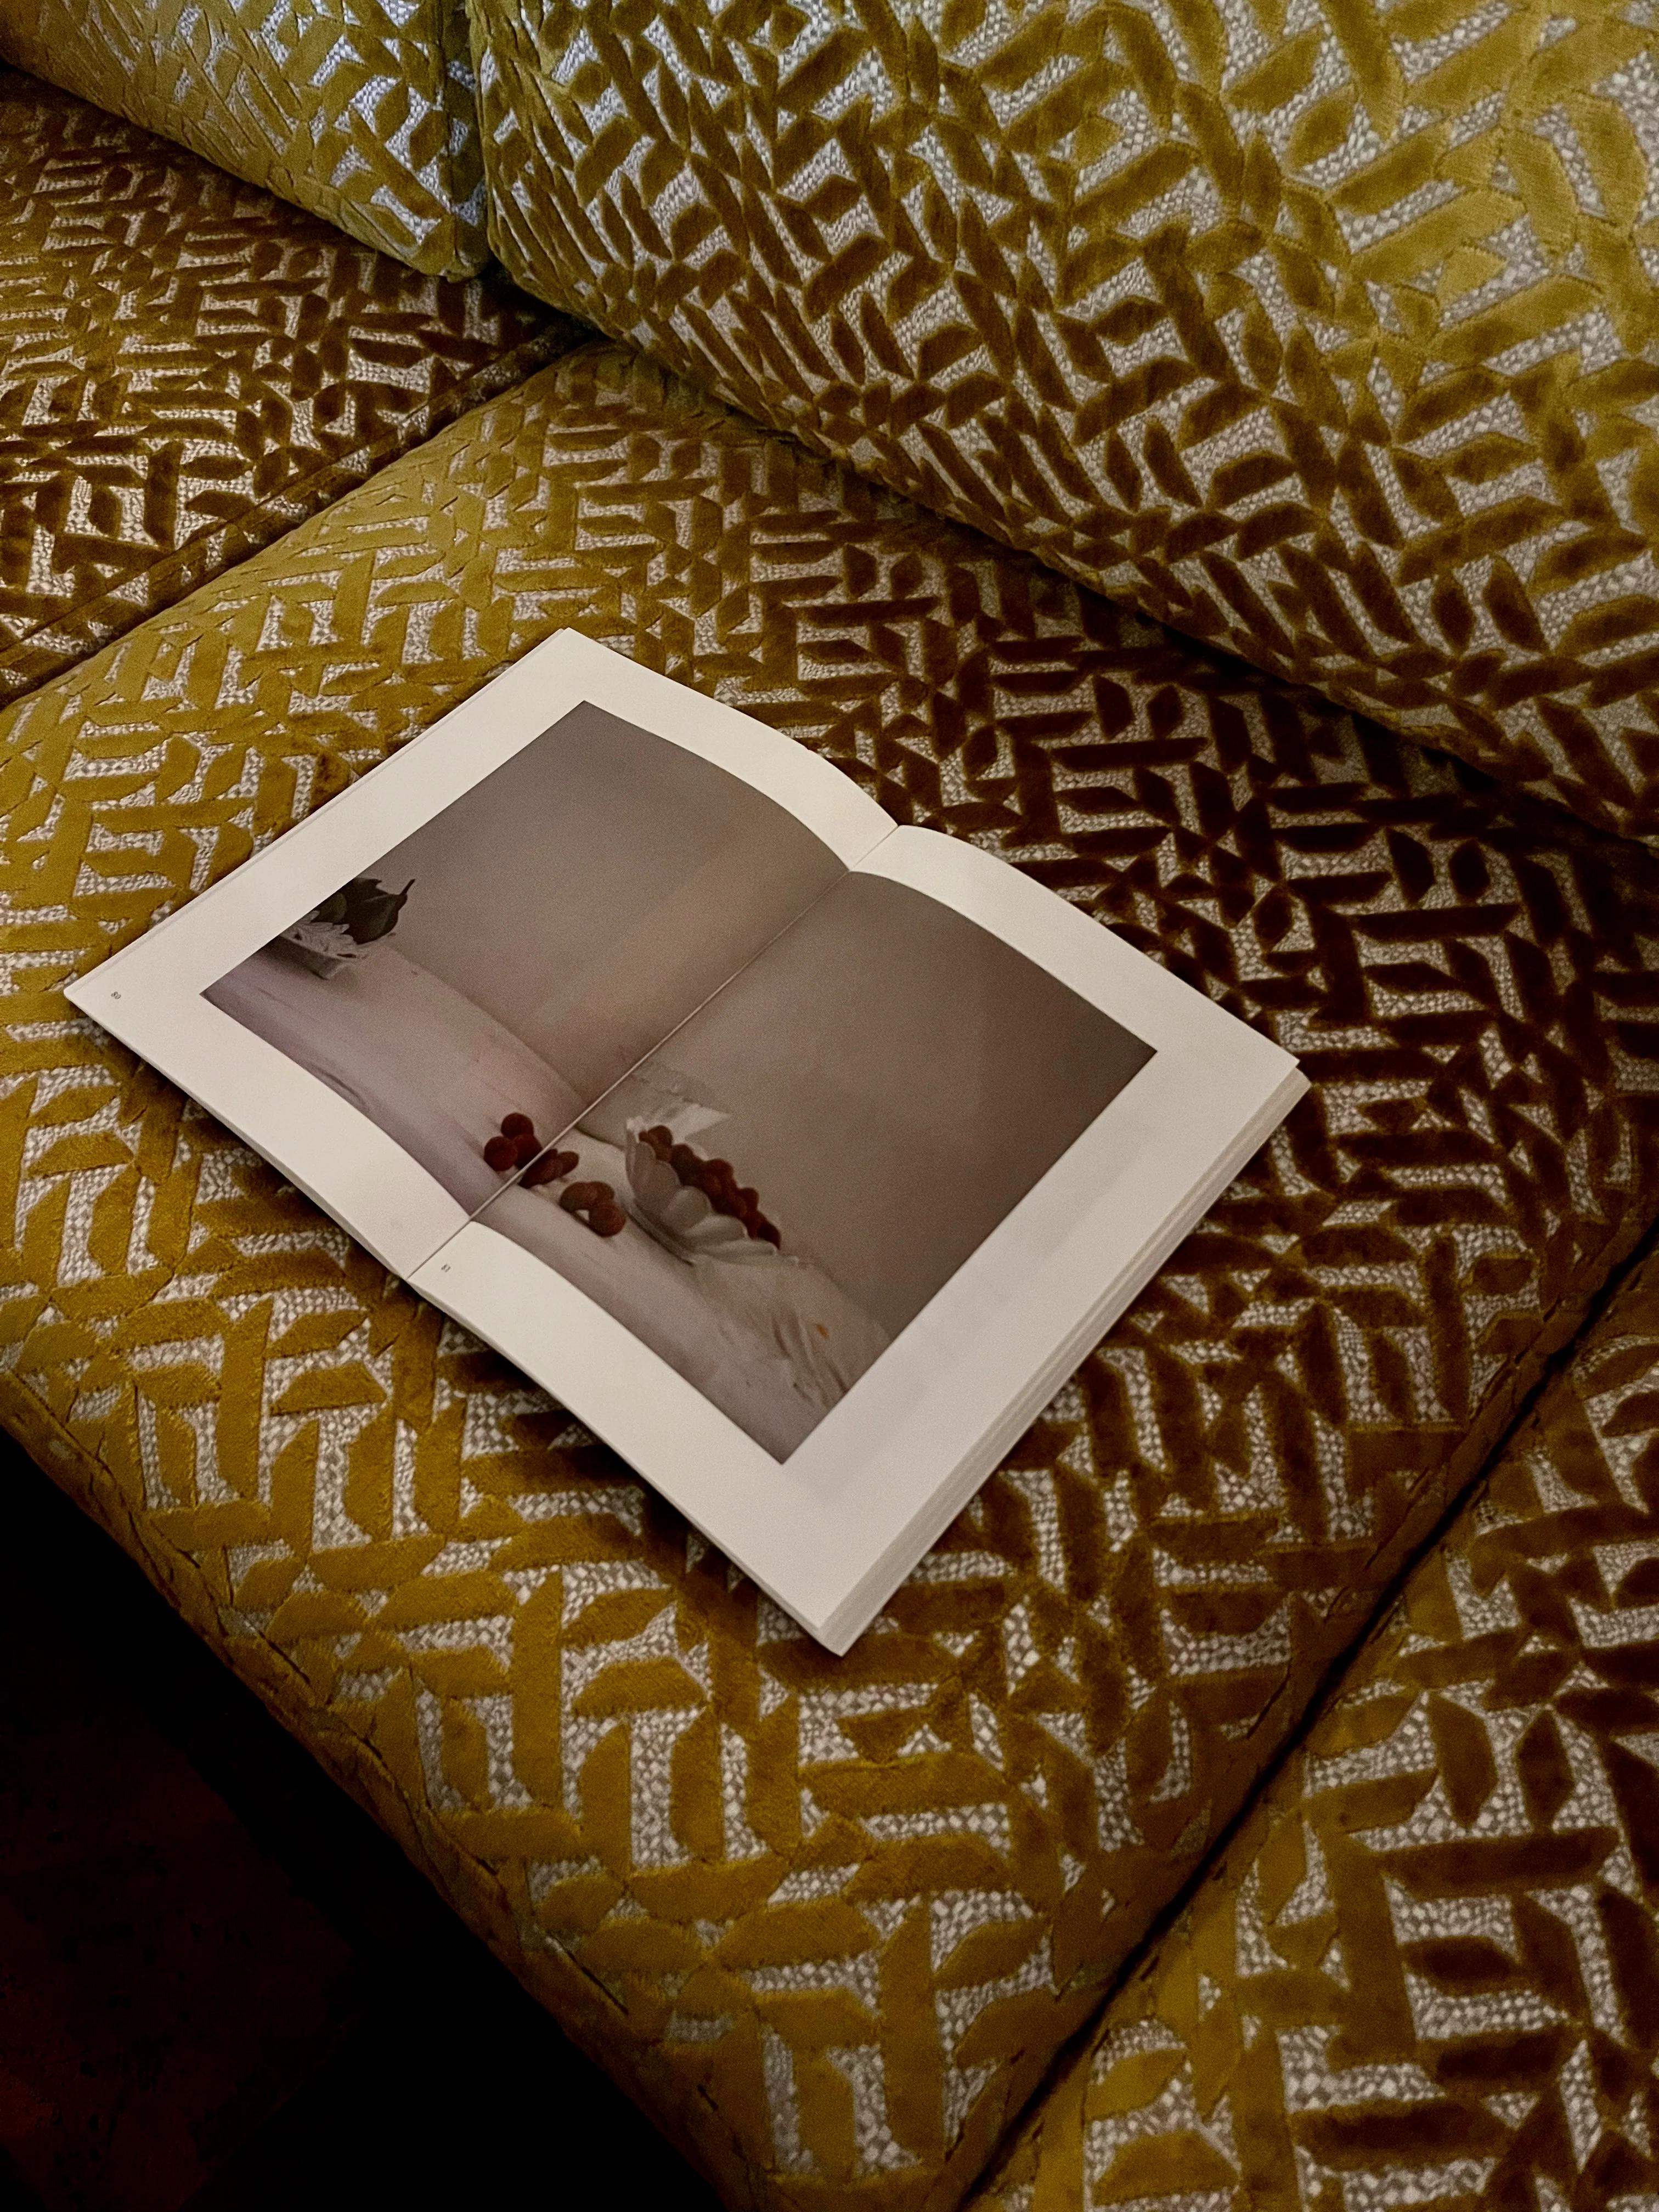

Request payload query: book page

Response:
[66,631,893,1274]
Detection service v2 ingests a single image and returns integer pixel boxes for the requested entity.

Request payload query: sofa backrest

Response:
[0,0,488,277]
[466,0,1659,847]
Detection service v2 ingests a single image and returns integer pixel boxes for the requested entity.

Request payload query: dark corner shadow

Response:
[0,1448,722,2212]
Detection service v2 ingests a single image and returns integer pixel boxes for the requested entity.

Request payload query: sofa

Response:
[0,4,1655,2209]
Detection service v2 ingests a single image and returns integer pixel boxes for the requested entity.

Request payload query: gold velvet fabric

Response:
[7,340,1659,2209]
[472,0,1659,849]
[0,0,486,276]
[973,1235,1659,2212]
[0,71,571,707]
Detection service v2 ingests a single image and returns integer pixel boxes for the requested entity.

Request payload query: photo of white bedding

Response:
[206,940,584,1212]
[483,1129,888,1459]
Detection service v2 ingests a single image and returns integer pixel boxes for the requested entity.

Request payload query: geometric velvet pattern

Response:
[472,0,1659,848]
[0,72,571,707]
[0,0,487,275]
[973,1233,1659,2212]
[4,340,1659,2210]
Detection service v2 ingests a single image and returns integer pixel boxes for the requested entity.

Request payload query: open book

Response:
[70,631,1305,1650]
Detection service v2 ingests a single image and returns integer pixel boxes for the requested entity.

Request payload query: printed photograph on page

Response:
[469,872,1155,1460]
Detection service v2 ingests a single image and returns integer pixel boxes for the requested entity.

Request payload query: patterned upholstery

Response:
[5,337,1659,2209]
[972,1232,1659,2212]
[471,0,1659,850]
[0,71,573,707]
[0,0,487,276]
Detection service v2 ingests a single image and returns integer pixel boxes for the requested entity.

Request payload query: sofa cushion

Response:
[971,1230,1659,2212]
[0,70,573,707]
[0,0,487,276]
[4,339,1659,2210]
[469,0,1659,850]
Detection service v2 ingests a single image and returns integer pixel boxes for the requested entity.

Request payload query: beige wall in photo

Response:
[371,702,845,1107]
[661,874,1153,1338]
